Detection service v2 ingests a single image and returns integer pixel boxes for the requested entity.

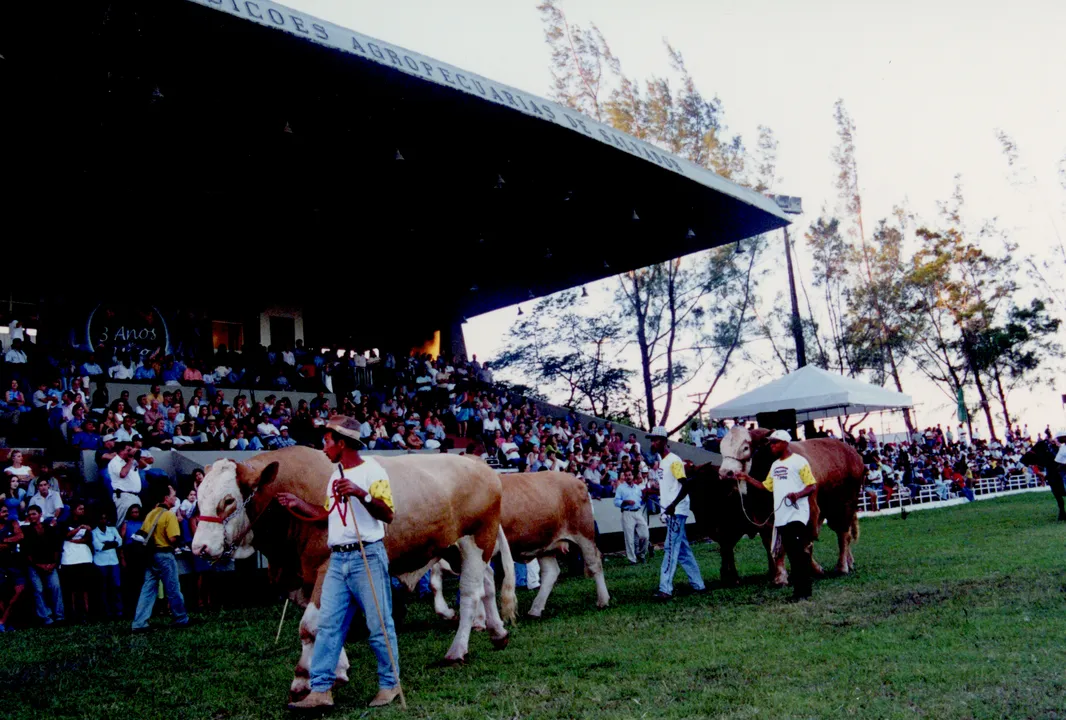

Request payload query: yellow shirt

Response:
[141,507,182,550]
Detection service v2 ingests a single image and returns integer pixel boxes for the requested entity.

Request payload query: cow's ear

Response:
[237,461,280,493]
[204,463,213,475]
[750,428,773,445]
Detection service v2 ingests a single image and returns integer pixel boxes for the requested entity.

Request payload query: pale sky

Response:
[284,0,1066,435]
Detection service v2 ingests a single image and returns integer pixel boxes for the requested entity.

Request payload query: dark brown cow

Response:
[689,427,863,586]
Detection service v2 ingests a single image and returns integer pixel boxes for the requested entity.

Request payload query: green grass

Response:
[3,493,1065,719]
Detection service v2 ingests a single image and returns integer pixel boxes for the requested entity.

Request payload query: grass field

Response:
[3,492,1065,719]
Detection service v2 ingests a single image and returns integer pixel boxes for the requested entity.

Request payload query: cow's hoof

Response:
[437,654,467,667]
[472,623,487,632]
[490,633,510,651]
[288,688,310,704]
[526,610,542,619]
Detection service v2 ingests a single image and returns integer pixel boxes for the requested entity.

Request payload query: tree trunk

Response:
[884,345,915,435]
[990,363,1012,432]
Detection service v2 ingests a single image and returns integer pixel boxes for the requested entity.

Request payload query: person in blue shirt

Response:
[614,469,649,563]
[91,510,124,619]
[80,354,105,378]
[161,363,182,384]
[71,420,103,450]
[275,427,297,448]
[133,365,157,381]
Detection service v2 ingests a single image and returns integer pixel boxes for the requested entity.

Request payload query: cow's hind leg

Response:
[430,561,456,621]
[290,603,318,702]
[527,555,561,618]
[479,563,510,649]
[574,535,610,608]
[443,536,487,663]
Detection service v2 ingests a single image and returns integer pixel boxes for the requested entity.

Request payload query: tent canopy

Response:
[707,365,913,422]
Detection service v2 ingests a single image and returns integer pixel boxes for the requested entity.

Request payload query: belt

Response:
[622,508,643,512]
[331,540,380,553]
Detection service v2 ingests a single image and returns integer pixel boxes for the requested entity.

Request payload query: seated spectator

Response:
[146,419,173,449]
[133,363,157,381]
[4,450,35,492]
[405,426,424,450]
[71,419,102,450]
[2,476,28,520]
[4,379,32,413]
[114,415,140,443]
[109,359,134,380]
[171,424,196,446]
[275,426,297,448]
[80,353,105,380]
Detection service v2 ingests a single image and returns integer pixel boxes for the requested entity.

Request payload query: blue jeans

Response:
[131,552,188,629]
[309,543,399,693]
[30,566,64,623]
[96,564,123,618]
[659,515,704,595]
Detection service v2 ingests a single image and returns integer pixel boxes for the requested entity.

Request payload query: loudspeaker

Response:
[756,409,798,435]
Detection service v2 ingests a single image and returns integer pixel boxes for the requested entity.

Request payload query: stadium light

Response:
[495,174,505,189]
[632,209,639,221]
[686,228,696,239]
[394,149,404,160]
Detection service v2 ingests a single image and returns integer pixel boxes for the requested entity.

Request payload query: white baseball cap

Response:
[768,429,793,443]
[646,426,668,439]
[1054,429,1066,440]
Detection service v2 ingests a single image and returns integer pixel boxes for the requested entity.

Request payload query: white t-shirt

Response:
[30,490,64,518]
[107,456,142,495]
[326,458,393,546]
[658,452,690,516]
[1054,443,1066,465]
[62,528,94,566]
[9,321,25,341]
[5,465,32,481]
[763,453,817,527]
[483,418,501,434]
[257,422,280,437]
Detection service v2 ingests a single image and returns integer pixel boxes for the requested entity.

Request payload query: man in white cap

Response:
[1050,429,1066,521]
[278,415,401,711]
[735,429,817,601]
[648,426,705,600]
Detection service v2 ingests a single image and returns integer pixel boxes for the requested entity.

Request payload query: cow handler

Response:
[735,429,817,602]
[281,415,402,711]
[649,426,706,600]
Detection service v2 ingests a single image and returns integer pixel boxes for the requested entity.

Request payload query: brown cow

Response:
[692,427,863,586]
[431,471,610,620]
[191,447,516,701]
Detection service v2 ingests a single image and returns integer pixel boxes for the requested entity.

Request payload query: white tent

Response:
[707,365,913,422]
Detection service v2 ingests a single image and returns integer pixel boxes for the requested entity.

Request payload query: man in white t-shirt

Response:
[278,416,401,710]
[482,411,502,436]
[648,427,705,600]
[107,442,142,526]
[737,429,817,601]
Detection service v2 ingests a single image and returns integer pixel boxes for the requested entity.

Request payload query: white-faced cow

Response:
[690,426,863,586]
[191,446,516,702]
[430,471,609,621]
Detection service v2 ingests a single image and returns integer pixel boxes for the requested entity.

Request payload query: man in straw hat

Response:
[280,415,402,710]
[647,426,706,601]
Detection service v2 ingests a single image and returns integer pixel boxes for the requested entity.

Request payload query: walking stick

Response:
[347,496,407,710]
[275,597,289,644]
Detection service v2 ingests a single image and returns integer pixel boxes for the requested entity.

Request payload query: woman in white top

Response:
[4,450,34,488]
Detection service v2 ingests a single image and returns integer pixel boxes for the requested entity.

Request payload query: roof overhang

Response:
[2,0,789,325]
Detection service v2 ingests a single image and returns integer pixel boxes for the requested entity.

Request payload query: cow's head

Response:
[718,426,771,477]
[191,459,279,560]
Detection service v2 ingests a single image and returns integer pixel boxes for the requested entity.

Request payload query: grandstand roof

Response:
[3,0,788,326]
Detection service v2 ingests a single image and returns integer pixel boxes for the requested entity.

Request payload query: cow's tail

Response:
[850,512,860,544]
[496,525,518,624]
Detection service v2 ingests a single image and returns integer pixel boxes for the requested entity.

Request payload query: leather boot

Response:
[369,686,402,707]
[288,690,334,710]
